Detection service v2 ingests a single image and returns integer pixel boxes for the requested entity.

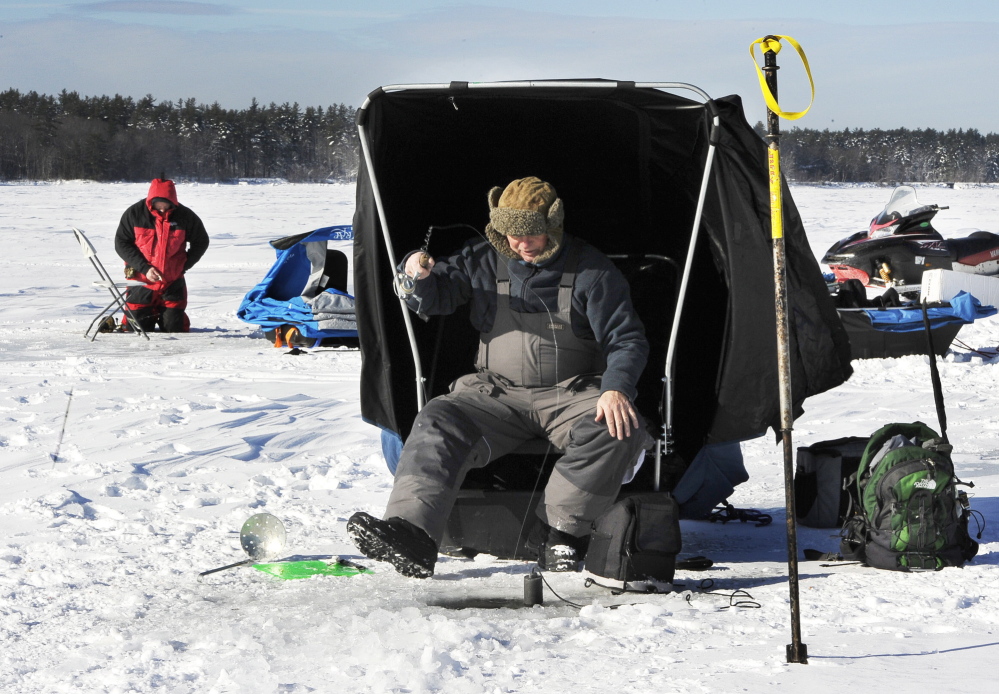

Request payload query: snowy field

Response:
[1,180,997,693]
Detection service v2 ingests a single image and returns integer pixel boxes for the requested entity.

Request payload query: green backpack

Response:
[840,421,978,571]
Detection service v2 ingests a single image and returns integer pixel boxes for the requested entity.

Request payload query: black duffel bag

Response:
[585,493,681,587]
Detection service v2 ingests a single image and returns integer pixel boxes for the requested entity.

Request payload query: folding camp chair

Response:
[71,227,150,341]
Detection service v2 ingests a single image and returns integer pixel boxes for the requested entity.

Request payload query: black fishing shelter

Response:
[352,80,851,486]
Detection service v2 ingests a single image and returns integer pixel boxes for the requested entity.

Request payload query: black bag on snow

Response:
[795,436,868,528]
[584,493,681,586]
[839,422,978,571]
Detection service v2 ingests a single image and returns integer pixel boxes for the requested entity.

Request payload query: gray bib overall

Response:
[475,241,605,387]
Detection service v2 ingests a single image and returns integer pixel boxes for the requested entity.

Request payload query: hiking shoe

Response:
[534,523,589,573]
[346,512,437,578]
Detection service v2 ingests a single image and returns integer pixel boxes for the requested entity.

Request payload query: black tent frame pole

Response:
[762,38,808,665]
[661,104,720,490]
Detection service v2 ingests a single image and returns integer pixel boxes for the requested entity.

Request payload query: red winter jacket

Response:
[114,179,210,290]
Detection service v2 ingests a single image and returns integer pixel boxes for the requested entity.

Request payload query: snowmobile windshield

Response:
[870,186,934,237]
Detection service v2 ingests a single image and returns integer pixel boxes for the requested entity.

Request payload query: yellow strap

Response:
[749,35,814,120]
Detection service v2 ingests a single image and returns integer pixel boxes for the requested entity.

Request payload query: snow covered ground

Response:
[1,181,996,693]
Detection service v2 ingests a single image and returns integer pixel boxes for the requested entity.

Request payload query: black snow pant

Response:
[124,276,189,333]
[384,371,652,545]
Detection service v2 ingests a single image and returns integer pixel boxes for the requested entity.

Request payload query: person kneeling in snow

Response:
[114,178,210,332]
[348,176,651,577]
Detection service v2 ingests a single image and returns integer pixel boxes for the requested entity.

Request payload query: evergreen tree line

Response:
[0,89,359,182]
[757,122,999,183]
[2,88,996,184]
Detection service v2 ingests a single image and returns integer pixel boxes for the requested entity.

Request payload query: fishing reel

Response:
[394,271,418,296]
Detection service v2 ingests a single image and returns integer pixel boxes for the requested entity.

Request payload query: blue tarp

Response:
[237,225,358,340]
[862,291,997,332]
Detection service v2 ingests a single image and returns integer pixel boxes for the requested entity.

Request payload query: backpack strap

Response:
[921,300,949,442]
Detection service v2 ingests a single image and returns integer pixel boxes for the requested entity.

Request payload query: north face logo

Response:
[913,478,936,490]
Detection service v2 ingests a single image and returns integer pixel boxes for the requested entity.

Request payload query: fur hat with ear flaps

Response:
[485,176,564,263]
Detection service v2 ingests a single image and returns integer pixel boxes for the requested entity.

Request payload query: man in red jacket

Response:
[114,178,210,332]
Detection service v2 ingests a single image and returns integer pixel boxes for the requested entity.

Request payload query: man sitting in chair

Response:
[348,176,651,577]
[114,178,209,332]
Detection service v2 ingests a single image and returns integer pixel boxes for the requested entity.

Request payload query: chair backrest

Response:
[72,227,98,258]
[73,226,119,285]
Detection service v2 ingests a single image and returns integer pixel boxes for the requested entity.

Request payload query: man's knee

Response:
[159,307,188,332]
[397,398,488,481]
[411,398,479,438]
[569,415,649,453]
[560,415,650,478]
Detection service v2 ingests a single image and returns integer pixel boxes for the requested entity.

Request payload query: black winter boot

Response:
[346,512,437,578]
[530,522,589,572]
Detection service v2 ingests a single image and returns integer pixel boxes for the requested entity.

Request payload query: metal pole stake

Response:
[762,36,808,665]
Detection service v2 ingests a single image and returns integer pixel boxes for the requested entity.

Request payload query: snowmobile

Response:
[822,185,999,296]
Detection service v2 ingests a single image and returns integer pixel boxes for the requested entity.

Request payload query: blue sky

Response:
[3,1,999,130]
